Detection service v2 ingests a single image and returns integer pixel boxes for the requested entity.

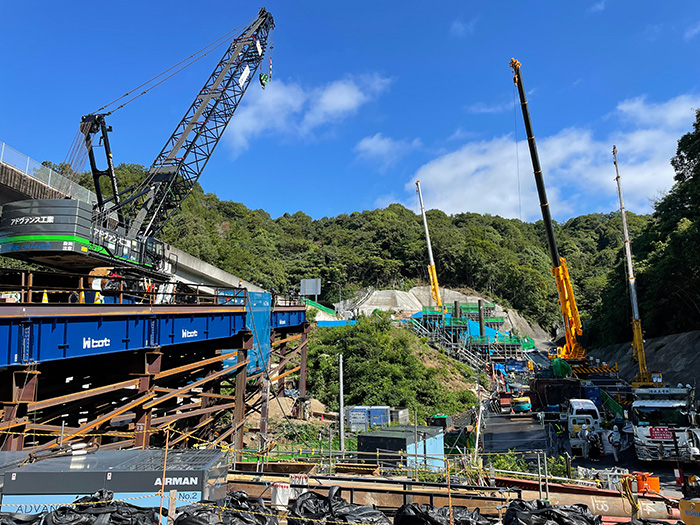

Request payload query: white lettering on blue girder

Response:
[181,329,198,338]
[82,337,111,350]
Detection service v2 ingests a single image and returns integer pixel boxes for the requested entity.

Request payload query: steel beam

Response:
[233,348,248,461]
[144,360,247,410]
[152,402,236,426]
[27,378,141,412]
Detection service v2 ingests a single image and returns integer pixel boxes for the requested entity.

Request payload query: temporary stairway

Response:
[410,318,485,370]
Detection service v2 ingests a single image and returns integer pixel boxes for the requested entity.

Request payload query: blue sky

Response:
[1,1,699,222]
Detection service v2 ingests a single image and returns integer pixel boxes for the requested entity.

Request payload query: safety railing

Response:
[0,268,247,306]
[0,141,97,204]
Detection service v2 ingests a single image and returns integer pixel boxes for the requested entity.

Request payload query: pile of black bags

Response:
[174,490,277,525]
[44,489,162,525]
[289,486,391,525]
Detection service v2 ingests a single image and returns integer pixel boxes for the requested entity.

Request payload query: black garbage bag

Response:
[223,491,278,525]
[173,501,225,525]
[174,491,278,525]
[0,512,43,525]
[44,489,163,525]
[440,506,491,525]
[394,503,491,525]
[289,487,390,525]
[504,500,601,525]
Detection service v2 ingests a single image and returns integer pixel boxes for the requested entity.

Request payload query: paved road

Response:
[481,410,548,452]
[480,404,699,497]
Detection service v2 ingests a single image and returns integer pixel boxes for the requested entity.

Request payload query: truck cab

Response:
[632,386,700,461]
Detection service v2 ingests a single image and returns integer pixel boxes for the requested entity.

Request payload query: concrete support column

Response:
[1,369,40,451]
[134,351,161,449]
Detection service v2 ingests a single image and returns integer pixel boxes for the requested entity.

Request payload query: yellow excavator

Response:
[510,59,585,361]
[416,180,443,308]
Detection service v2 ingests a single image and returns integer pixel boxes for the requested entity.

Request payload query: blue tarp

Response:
[317,320,357,327]
[224,291,271,375]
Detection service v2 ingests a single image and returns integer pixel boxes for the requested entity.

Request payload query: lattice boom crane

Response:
[0,8,275,278]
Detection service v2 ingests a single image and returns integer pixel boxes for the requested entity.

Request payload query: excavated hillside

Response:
[588,330,700,387]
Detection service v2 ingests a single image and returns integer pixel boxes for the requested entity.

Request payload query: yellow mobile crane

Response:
[510,59,585,361]
[612,146,661,387]
[416,180,442,307]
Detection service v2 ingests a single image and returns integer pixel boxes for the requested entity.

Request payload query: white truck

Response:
[632,386,700,462]
[567,399,602,456]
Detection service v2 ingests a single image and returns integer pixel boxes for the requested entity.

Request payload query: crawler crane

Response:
[0,8,275,280]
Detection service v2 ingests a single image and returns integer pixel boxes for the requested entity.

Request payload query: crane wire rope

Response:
[512,82,523,221]
[64,17,255,175]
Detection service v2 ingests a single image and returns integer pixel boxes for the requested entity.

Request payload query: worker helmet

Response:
[613,425,619,432]
[582,424,588,430]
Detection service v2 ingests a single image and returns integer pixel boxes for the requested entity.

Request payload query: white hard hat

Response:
[613,425,619,431]
[582,424,588,429]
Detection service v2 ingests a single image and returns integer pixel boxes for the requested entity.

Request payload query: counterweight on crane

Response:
[612,145,660,387]
[0,8,275,278]
[416,180,442,307]
[510,58,585,360]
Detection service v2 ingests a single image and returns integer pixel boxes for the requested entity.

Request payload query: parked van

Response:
[567,398,601,433]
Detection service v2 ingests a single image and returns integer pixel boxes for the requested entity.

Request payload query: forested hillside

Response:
[35,110,700,347]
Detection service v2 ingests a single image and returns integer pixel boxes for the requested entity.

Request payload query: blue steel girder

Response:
[0,304,252,367]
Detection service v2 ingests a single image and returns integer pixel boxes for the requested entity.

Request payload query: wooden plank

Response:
[146,362,245,410]
[33,392,156,451]
[152,402,236,426]
[269,366,301,383]
[28,379,141,412]
[156,354,247,380]
[272,334,302,347]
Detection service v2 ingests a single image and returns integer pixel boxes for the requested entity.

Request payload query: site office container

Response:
[345,405,391,432]
[391,408,409,425]
[357,425,445,469]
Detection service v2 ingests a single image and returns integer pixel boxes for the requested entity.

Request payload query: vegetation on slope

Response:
[306,312,477,421]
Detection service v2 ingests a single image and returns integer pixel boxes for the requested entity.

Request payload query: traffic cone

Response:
[42,290,48,303]
[79,291,85,303]
[94,291,103,304]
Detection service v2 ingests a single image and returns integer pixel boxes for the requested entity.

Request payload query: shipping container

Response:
[428,414,453,429]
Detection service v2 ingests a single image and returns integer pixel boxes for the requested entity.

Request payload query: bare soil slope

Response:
[587,330,700,386]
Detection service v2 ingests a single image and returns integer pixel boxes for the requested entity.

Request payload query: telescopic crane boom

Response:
[510,58,585,360]
[416,180,442,307]
[613,145,658,387]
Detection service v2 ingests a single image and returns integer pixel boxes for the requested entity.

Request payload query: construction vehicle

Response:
[0,8,275,280]
[416,180,442,307]
[509,58,584,362]
[631,385,700,462]
[612,146,662,388]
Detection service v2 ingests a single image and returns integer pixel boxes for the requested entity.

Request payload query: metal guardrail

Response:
[0,141,96,204]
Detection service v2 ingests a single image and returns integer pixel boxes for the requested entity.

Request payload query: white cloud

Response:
[392,94,700,221]
[616,94,700,129]
[354,133,421,171]
[466,101,512,114]
[587,1,605,13]
[684,21,700,41]
[226,73,392,155]
[302,74,390,132]
[450,17,478,38]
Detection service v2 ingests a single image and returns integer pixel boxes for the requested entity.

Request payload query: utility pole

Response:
[339,353,345,456]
